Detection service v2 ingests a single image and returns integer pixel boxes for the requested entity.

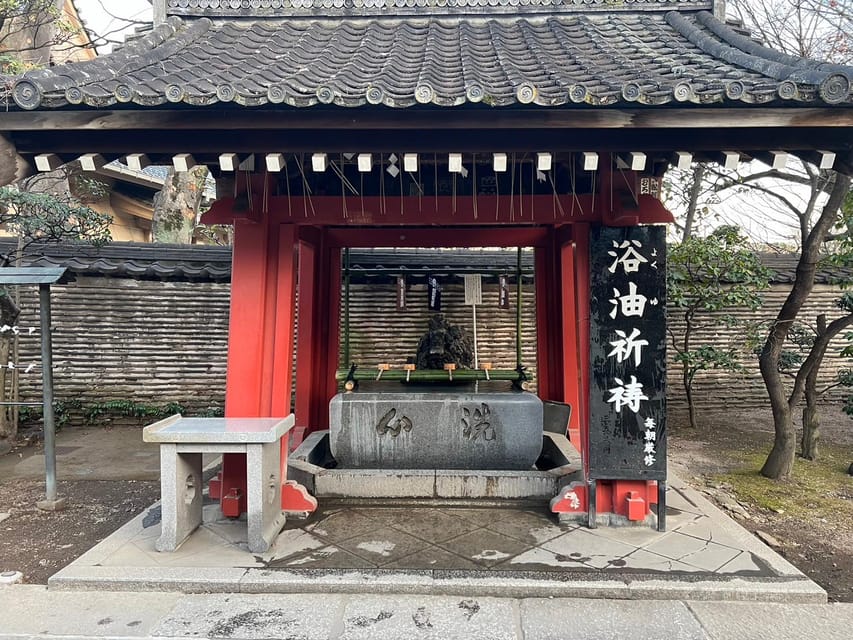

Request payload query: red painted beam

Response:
[326,226,550,249]
[202,194,673,227]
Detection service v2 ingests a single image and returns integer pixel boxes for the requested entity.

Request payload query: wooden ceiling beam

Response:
[9,128,852,156]
[0,107,850,132]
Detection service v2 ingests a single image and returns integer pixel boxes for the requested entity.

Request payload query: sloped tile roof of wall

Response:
[0,242,846,286]
[0,241,232,282]
[6,9,851,110]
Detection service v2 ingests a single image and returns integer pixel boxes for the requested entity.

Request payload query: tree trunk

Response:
[682,164,705,242]
[801,387,820,461]
[801,314,825,461]
[760,174,851,480]
[0,284,20,455]
[0,134,31,187]
[152,167,209,244]
[0,336,11,455]
[683,362,698,429]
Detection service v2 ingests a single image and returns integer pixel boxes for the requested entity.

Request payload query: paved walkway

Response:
[0,585,850,639]
[49,474,824,602]
[1,426,839,640]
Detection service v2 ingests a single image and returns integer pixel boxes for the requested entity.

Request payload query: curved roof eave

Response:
[2,10,850,112]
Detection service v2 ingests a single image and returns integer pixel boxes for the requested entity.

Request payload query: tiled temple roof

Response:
[6,4,851,111]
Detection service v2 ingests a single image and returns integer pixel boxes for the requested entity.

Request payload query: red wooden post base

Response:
[551,480,659,522]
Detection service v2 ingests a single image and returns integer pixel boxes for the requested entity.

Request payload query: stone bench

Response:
[143,414,298,553]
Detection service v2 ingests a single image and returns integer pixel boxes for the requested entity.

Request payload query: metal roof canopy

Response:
[0,267,74,285]
[1,266,71,511]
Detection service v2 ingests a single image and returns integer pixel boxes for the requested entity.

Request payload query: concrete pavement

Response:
[0,585,850,639]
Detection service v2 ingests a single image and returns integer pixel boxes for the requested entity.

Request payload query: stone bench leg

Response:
[246,440,286,553]
[156,444,203,552]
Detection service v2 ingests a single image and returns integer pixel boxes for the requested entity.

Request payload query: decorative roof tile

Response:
[163,0,716,18]
[6,10,852,111]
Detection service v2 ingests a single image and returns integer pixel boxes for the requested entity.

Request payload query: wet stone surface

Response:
[263,502,782,577]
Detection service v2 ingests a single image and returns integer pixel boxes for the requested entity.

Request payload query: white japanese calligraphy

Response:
[643,417,658,466]
[607,240,648,274]
[609,282,649,319]
[606,376,648,414]
[608,328,649,366]
[564,490,581,510]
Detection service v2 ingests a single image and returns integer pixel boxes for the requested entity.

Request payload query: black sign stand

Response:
[588,225,667,528]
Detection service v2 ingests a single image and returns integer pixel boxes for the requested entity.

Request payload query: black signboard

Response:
[588,225,666,481]
[499,275,510,309]
[397,276,407,310]
[427,275,442,311]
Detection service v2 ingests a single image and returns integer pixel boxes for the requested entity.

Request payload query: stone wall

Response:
[13,276,230,426]
[9,276,850,426]
[668,284,852,411]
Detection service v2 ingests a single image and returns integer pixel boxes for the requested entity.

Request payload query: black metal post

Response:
[657,480,667,532]
[516,247,522,368]
[588,479,597,529]
[37,283,64,510]
[343,248,351,365]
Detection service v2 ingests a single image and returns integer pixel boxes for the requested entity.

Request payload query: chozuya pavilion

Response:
[1,0,851,536]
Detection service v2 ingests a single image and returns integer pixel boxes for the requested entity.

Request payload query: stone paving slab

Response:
[688,602,853,640]
[49,565,250,593]
[339,595,517,640]
[0,585,179,637]
[521,599,706,640]
[151,593,344,639]
[1,588,851,640]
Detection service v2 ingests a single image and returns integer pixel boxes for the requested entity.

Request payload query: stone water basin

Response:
[329,381,543,470]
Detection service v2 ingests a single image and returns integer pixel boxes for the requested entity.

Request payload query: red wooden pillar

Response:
[220,216,298,515]
[300,237,341,436]
[225,218,272,417]
[294,229,320,446]
[535,230,565,403]
[573,222,591,476]
[271,225,298,479]
[320,246,342,430]
[558,228,582,447]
